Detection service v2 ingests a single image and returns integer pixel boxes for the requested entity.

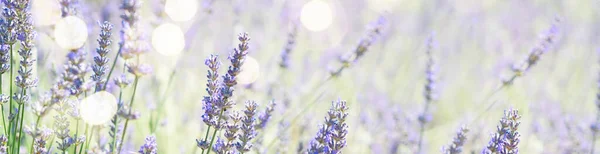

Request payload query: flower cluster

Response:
[332,16,386,77]
[503,19,560,85]
[483,108,521,154]
[308,99,349,154]
[92,21,113,92]
[138,135,158,154]
[442,126,469,154]
[279,24,298,69]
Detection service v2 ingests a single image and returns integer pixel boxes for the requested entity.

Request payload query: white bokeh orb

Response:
[79,91,118,125]
[237,56,260,85]
[152,23,185,56]
[32,0,61,26]
[165,0,198,22]
[300,0,333,31]
[54,16,89,50]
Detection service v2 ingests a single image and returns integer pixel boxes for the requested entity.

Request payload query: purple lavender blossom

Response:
[202,54,221,127]
[224,111,241,151]
[138,135,158,154]
[279,24,297,69]
[308,99,349,154]
[483,108,521,154]
[92,21,113,92]
[58,0,78,17]
[442,126,469,154]
[256,100,275,130]
[237,101,258,153]
[417,34,437,153]
[503,18,560,85]
[331,16,386,77]
[15,0,37,92]
[0,135,6,153]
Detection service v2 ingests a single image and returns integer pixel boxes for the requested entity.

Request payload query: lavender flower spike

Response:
[483,108,521,154]
[59,0,79,17]
[224,111,241,152]
[237,101,258,153]
[256,100,276,130]
[417,34,436,153]
[503,18,560,85]
[442,125,469,154]
[138,135,158,154]
[15,3,38,92]
[201,54,221,127]
[332,16,386,76]
[0,135,6,153]
[279,24,297,69]
[92,21,113,92]
[308,99,349,154]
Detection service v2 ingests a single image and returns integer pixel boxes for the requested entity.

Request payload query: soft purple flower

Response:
[138,135,158,154]
[308,99,349,154]
[256,100,275,130]
[92,21,113,92]
[237,101,258,153]
[442,126,469,154]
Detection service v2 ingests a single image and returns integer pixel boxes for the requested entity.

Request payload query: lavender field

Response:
[0,0,595,153]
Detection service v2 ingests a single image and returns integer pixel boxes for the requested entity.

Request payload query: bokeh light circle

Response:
[165,0,198,22]
[300,0,333,31]
[237,56,260,85]
[32,0,61,26]
[54,16,89,50]
[79,91,118,125]
[152,23,185,56]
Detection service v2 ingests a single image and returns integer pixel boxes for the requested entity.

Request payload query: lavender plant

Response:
[279,24,298,69]
[442,126,469,154]
[138,135,157,154]
[330,16,386,77]
[416,34,437,153]
[115,0,152,153]
[592,49,600,154]
[198,33,251,154]
[483,108,521,154]
[307,99,348,154]
[237,101,258,153]
[92,21,113,92]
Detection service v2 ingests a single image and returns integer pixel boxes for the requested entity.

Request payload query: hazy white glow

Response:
[152,23,185,56]
[54,16,89,50]
[80,91,118,125]
[237,56,260,85]
[368,0,397,12]
[300,0,333,31]
[32,0,61,26]
[165,0,198,22]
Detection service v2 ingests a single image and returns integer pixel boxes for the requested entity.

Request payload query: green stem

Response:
[29,116,41,153]
[151,69,176,133]
[205,109,225,154]
[73,120,80,154]
[0,76,5,135]
[13,103,22,153]
[111,90,124,153]
[117,77,139,153]
[103,44,123,90]
[16,102,25,154]
[84,127,94,153]
[198,126,212,154]
[79,125,88,154]
[7,44,13,152]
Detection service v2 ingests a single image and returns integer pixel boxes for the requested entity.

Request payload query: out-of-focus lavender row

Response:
[0,0,595,154]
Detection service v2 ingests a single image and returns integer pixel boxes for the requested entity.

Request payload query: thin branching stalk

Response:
[118,77,140,153]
